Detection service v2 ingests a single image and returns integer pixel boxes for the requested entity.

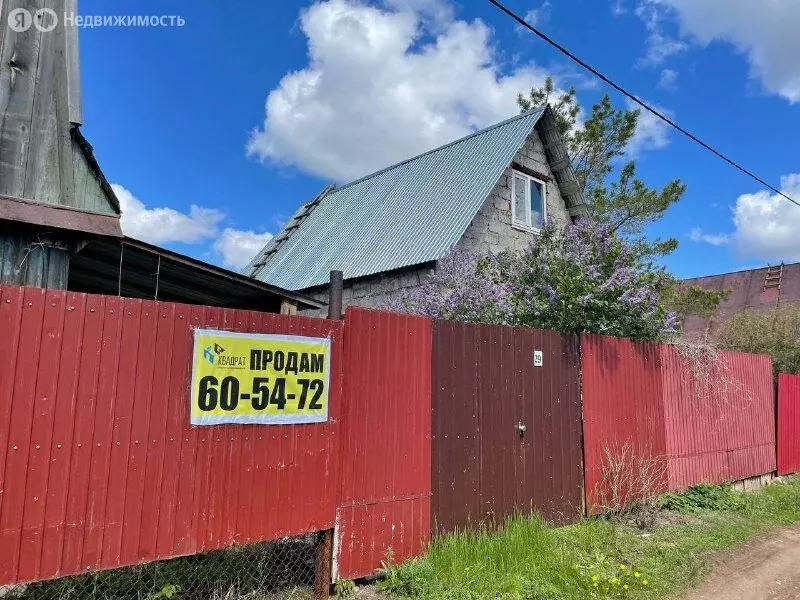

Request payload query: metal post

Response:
[327,270,343,320]
[313,529,333,599]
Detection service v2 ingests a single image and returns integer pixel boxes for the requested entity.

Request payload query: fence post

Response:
[328,270,343,320]
[314,529,334,599]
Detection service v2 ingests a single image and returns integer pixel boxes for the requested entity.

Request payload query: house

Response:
[246,105,585,312]
[0,1,321,314]
[680,263,799,338]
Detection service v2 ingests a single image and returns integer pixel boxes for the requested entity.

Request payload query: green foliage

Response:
[334,579,358,598]
[663,285,731,322]
[660,484,744,513]
[145,584,180,600]
[518,77,685,246]
[379,479,800,600]
[717,303,800,374]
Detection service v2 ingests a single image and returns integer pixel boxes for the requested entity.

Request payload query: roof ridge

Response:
[334,106,547,194]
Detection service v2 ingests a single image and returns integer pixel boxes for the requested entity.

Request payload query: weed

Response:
[334,579,358,598]
[660,484,744,513]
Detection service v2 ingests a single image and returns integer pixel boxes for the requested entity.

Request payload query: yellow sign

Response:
[190,329,331,426]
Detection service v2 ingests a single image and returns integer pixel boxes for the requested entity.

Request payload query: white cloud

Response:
[647,0,800,103]
[689,227,729,246]
[247,0,553,182]
[611,0,627,16]
[732,174,800,261]
[634,1,688,66]
[625,99,672,157]
[114,183,275,270]
[523,2,551,27]
[213,229,274,271]
[113,184,225,245]
[657,68,678,91]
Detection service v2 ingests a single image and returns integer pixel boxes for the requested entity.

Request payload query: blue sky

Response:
[77,0,800,279]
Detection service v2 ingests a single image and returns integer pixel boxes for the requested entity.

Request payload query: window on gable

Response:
[511,170,546,231]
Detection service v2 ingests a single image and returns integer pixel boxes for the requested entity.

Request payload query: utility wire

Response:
[487,0,800,208]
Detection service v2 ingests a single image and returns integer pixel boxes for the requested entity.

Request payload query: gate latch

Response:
[517,421,527,436]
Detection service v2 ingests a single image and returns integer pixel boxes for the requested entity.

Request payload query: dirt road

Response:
[681,525,800,600]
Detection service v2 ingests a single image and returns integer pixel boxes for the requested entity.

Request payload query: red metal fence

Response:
[582,334,775,509]
[0,286,344,586]
[431,321,583,533]
[335,308,431,580]
[778,374,800,476]
[0,284,789,590]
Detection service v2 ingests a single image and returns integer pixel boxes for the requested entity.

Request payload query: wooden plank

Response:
[64,0,81,124]
[22,0,60,204]
[0,195,123,237]
[0,0,43,198]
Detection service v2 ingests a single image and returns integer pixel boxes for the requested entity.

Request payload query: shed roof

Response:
[247,105,584,291]
[68,236,324,311]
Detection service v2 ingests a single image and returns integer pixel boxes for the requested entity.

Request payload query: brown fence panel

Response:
[431,321,582,533]
[0,286,344,587]
[335,308,432,580]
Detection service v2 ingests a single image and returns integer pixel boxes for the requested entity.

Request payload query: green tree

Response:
[518,78,685,252]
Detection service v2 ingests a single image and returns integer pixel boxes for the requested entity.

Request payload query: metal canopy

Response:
[69,237,324,311]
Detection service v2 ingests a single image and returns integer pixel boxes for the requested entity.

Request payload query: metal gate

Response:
[431,320,583,533]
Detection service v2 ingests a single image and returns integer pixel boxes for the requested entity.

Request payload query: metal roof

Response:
[69,237,324,310]
[248,107,562,291]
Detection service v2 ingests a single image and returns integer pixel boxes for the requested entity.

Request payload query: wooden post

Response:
[314,529,333,599]
[328,270,344,320]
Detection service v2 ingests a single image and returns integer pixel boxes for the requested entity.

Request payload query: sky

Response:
[76,0,800,279]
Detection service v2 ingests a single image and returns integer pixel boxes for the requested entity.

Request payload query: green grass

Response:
[378,477,800,600]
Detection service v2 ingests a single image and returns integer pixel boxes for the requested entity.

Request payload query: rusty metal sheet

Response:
[0,285,344,586]
[778,374,800,476]
[335,308,432,581]
[432,321,582,533]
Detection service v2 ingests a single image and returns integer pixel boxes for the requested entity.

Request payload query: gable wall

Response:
[456,129,569,255]
[300,129,573,315]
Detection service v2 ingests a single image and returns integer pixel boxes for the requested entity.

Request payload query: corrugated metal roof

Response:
[249,108,548,291]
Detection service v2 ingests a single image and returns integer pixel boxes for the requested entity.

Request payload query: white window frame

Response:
[511,169,547,233]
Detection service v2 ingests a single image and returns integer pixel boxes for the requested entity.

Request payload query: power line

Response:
[487,0,800,209]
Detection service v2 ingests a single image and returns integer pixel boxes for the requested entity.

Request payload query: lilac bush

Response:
[392,220,678,341]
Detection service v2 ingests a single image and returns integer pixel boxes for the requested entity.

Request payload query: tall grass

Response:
[379,477,800,600]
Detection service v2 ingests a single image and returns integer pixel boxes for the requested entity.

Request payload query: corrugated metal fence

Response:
[582,333,775,509]
[431,321,583,532]
[0,284,789,590]
[336,308,431,580]
[0,286,344,585]
[778,374,800,476]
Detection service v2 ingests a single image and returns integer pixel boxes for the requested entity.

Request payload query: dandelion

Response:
[591,575,598,582]
[623,584,629,590]
[611,577,619,585]
[619,564,627,570]
[634,572,641,578]
[593,582,599,588]
[643,580,649,586]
